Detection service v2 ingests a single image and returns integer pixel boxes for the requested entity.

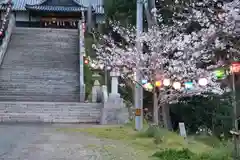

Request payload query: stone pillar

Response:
[100,71,129,125]
[78,20,85,102]
[109,71,120,98]
[87,1,92,32]
[92,80,101,103]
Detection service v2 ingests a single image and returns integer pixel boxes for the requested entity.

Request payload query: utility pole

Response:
[87,0,92,32]
[232,64,239,160]
[232,14,240,158]
[135,0,144,131]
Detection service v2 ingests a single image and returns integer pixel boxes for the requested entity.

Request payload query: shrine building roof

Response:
[0,0,104,14]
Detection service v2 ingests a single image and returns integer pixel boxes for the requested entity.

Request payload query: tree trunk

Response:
[162,103,173,130]
[153,91,159,124]
[144,2,154,29]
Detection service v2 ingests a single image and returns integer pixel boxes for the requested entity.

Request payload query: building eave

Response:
[0,0,104,14]
[25,4,87,12]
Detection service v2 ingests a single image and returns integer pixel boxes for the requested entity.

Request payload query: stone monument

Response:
[91,73,102,102]
[100,71,129,124]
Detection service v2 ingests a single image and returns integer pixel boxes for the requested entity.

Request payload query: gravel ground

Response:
[0,124,144,160]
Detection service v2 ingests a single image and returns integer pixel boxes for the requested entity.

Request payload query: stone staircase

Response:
[0,27,80,102]
[0,27,104,123]
[0,102,102,123]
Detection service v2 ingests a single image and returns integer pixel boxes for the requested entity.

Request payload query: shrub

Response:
[152,148,194,160]
[152,148,232,160]
[144,124,162,138]
[136,124,163,144]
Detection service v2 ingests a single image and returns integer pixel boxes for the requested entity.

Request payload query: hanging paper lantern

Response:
[163,78,171,86]
[155,80,161,87]
[214,69,226,79]
[84,57,89,64]
[173,82,181,90]
[230,62,240,73]
[143,83,153,91]
[184,82,193,89]
[198,78,208,86]
[141,79,147,84]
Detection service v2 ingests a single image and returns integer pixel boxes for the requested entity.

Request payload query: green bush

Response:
[137,124,163,144]
[152,148,231,160]
[138,125,162,138]
[152,149,194,160]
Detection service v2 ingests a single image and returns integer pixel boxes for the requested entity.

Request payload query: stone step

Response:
[0,101,102,123]
[1,55,79,60]
[0,91,79,96]
[0,84,78,91]
[0,65,78,70]
[0,27,81,102]
[0,107,101,115]
[0,76,78,81]
[0,95,80,102]
[0,83,78,89]
[0,102,102,108]
[0,104,101,109]
[0,108,101,113]
[1,62,79,67]
[0,68,78,77]
[0,82,78,88]
[13,27,78,33]
[0,80,78,87]
[0,110,101,118]
[0,114,100,123]
[0,106,101,110]
[0,112,101,118]
[1,53,79,59]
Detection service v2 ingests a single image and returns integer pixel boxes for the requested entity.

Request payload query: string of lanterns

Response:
[141,77,208,92]
[0,0,13,44]
[213,62,240,80]
[141,61,240,92]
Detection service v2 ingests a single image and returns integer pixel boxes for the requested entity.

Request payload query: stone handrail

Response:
[101,85,108,103]
[78,20,86,102]
[0,13,15,66]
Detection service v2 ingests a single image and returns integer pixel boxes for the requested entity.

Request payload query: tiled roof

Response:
[0,0,42,11]
[0,0,104,14]
[25,5,87,12]
[76,0,104,14]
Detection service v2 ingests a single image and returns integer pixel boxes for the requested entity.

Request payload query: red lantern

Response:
[230,62,240,73]
[84,57,89,64]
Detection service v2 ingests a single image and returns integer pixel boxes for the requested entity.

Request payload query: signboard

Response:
[179,122,187,138]
[135,109,142,116]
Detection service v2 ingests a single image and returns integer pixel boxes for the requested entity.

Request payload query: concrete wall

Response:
[0,14,15,66]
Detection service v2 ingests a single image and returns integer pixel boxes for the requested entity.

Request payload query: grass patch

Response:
[57,124,225,154]
[152,148,232,160]
[57,122,232,159]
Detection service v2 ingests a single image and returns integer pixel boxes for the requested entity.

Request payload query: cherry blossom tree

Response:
[92,0,240,129]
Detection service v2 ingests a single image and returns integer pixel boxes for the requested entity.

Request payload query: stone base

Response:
[106,93,125,107]
[79,84,85,102]
[100,107,129,125]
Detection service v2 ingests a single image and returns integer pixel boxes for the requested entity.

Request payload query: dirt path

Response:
[0,124,147,160]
